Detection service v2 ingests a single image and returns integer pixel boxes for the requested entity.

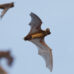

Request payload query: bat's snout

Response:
[23,37,27,41]
[24,35,32,40]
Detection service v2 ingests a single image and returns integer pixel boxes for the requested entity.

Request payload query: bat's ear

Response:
[46,28,51,34]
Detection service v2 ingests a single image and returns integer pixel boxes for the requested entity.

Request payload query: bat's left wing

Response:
[30,38,53,72]
[0,8,9,18]
[29,12,42,34]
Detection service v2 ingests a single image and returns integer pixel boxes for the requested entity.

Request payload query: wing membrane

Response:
[29,12,42,34]
[0,8,9,18]
[30,38,53,72]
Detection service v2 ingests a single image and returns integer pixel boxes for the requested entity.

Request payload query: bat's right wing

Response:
[30,38,53,72]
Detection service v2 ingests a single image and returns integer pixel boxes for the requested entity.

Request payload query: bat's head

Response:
[9,2,14,7]
[46,28,51,35]
[24,35,32,41]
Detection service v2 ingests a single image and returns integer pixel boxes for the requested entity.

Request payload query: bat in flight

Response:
[0,2,14,18]
[24,12,53,72]
[0,51,14,66]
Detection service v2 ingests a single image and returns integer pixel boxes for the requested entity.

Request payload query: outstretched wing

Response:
[0,8,9,18]
[30,38,53,72]
[29,12,42,34]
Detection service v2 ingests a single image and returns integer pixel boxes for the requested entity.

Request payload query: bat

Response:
[0,51,13,66]
[24,12,53,72]
[0,2,14,18]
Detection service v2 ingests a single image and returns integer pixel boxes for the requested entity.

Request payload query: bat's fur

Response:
[24,28,51,40]
[0,2,14,9]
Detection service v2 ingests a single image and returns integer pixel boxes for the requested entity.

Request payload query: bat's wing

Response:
[0,8,9,18]
[29,12,42,34]
[30,38,53,72]
[0,2,14,18]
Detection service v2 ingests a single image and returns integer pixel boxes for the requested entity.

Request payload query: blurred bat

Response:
[24,12,53,72]
[0,2,14,18]
[0,51,13,66]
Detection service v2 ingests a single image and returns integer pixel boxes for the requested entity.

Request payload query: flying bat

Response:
[0,2,14,18]
[0,51,14,66]
[24,12,53,72]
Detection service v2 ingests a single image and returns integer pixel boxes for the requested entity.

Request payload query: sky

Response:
[0,0,74,74]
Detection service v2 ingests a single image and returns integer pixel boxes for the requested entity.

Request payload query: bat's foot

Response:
[46,28,51,35]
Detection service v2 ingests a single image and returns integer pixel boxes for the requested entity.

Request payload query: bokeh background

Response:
[0,0,74,74]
